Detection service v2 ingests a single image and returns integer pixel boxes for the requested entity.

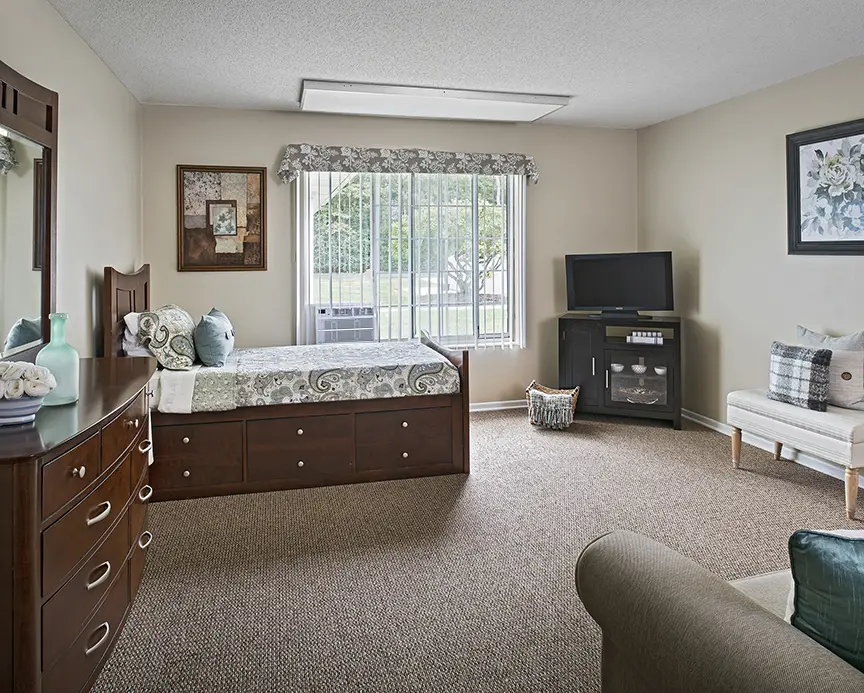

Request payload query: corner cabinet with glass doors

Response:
[558,314,682,429]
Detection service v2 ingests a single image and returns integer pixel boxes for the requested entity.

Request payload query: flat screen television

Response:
[565,251,673,316]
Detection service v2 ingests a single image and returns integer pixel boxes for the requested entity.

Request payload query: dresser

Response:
[0,357,157,693]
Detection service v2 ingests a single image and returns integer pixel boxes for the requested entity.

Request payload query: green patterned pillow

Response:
[138,305,197,370]
[788,529,864,674]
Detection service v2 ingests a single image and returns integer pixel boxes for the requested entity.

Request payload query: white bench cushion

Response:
[727,389,864,468]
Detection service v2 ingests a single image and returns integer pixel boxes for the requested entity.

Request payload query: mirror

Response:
[0,130,46,357]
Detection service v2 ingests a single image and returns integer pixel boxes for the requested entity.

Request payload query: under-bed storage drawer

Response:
[246,414,354,481]
[151,421,243,490]
[355,407,453,471]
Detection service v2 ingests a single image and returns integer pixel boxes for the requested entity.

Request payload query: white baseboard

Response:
[470,399,526,413]
[682,408,864,489]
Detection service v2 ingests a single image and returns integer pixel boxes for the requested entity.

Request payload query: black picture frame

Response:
[787,116,864,255]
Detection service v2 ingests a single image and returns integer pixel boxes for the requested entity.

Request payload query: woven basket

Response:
[525,380,580,427]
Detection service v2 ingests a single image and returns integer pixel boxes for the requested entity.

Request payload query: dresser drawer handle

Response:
[138,439,153,454]
[84,622,111,656]
[85,501,112,527]
[72,465,86,479]
[138,531,153,550]
[86,561,111,591]
[183,470,190,477]
[125,417,140,429]
[297,460,304,468]
[402,452,409,459]
[182,437,190,444]
[139,485,153,502]
[297,428,304,435]
[402,421,408,428]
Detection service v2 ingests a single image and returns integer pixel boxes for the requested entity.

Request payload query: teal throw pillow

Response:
[4,317,42,351]
[788,529,864,674]
[194,308,235,367]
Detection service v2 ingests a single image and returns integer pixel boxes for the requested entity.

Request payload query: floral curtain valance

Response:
[277,143,539,184]
[0,136,18,175]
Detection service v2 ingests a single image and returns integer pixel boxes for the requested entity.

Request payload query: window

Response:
[296,171,526,348]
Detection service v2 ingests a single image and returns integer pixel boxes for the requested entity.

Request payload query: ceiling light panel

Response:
[300,81,569,123]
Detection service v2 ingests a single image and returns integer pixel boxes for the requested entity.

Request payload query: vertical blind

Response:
[295,171,526,348]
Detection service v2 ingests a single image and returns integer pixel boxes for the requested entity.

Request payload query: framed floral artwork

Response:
[177,165,266,270]
[787,117,864,254]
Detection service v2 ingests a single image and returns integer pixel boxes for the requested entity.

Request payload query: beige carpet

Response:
[93,411,861,693]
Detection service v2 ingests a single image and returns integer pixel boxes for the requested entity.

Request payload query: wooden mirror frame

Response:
[0,60,58,361]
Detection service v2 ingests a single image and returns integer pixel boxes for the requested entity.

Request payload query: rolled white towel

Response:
[4,379,25,399]
[24,379,52,397]
[1,363,26,381]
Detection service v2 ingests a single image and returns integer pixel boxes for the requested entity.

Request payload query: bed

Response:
[103,264,469,501]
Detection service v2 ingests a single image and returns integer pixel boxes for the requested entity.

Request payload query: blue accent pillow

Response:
[788,529,864,673]
[194,308,234,367]
[4,317,42,351]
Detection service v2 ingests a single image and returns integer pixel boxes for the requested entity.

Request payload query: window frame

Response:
[295,171,526,349]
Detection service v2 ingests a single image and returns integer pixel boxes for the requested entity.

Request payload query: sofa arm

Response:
[576,531,864,693]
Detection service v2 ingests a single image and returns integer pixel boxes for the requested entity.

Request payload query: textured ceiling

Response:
[48,0,864,128]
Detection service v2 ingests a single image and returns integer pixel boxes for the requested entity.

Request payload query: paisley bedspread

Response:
[154,342,461,414]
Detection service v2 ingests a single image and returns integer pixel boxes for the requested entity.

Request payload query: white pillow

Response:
[825,350,864,410]
[785,529,864,622]
[122,312,151,357]
[797,325,864,351]
[124,312,141,335]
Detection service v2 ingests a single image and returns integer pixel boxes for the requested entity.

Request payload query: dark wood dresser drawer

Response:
[41,510,129,672]
[356,407,452,471]
[130,413,151,489]
[151,421,243,490]
[42,564,129,693]
[131,467,151,543]
[42,455,131,597]
[247,414,353,481]
[42,432,101,520]
[130,522,152,602]
[102,391,146,469]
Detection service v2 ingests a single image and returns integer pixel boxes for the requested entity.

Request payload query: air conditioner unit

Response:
[315,306,376,344]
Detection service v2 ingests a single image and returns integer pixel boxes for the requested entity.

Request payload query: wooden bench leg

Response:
[773,441,783,461]
[846,468,859,521]
[732,427,742,469]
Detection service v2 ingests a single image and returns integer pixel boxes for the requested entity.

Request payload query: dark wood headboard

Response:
[103,265,150,357]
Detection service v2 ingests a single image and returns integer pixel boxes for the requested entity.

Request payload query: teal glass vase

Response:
[35,313,80,406]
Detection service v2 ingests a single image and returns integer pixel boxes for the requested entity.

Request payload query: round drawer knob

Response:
[297,460,304,468]
[297,428,304,435]
[72,465,86,478]
[402,421,408,428]
[402,452,409,459]
[182,437,190,444]
[183,470,190,478]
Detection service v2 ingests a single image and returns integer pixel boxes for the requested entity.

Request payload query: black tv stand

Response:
[558,313,682,429]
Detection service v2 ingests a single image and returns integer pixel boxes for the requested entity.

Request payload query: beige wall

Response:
[638,56,864,421]
[2,0,142,356]
[142,106,637,403]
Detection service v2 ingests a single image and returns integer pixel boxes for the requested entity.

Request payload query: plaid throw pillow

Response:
[767,341,833,411]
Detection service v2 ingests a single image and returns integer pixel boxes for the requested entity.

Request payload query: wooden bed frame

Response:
[103,265,470,502]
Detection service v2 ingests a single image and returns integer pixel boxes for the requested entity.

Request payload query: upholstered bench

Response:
[727,389,864,519]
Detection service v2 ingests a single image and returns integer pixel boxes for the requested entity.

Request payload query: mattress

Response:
[152,342,461,414]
